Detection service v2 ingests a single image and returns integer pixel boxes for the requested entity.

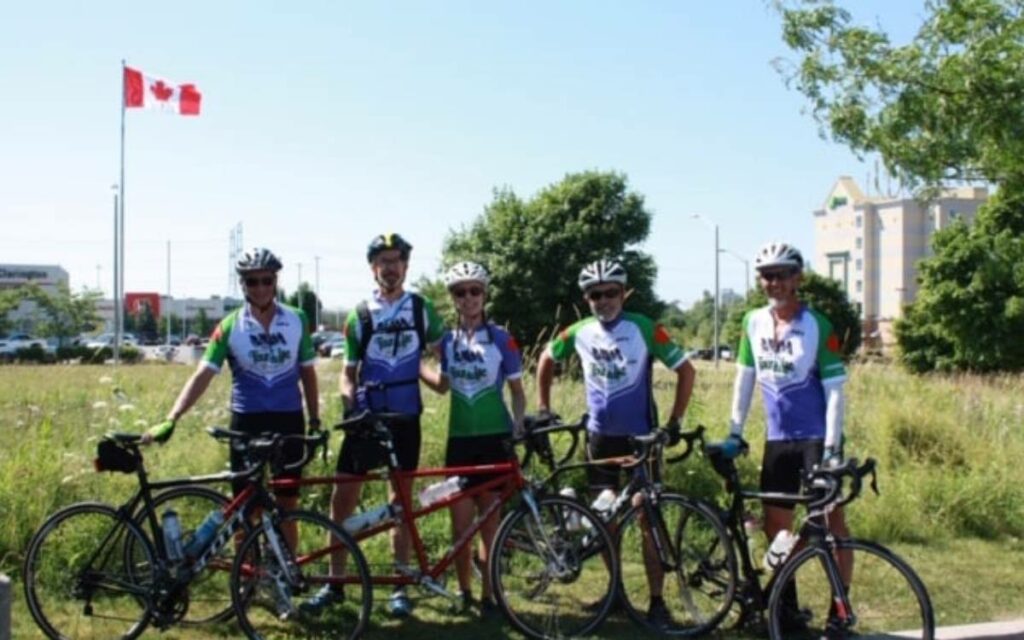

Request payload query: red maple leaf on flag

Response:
[149,80,174,101]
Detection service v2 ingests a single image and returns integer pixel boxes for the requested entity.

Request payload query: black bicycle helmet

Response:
[366,233,413,263]
[236,247,283,274]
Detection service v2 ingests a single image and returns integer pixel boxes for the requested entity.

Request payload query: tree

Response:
[722,271,862,359]
[134,302,158,339]
[443,170,663,348]
[775,0,1024,189]
[286,282,322,332]
[1,283,101,344]
[894,183,1024,372]
[194,308,213,337]
[776,0,1024,371]
[412,275,454,326]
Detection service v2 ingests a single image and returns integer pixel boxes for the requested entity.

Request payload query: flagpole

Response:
[116,59,127,364]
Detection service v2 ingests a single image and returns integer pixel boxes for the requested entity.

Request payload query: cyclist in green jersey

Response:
[420,261,526,614]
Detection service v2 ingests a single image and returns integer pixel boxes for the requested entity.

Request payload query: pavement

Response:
[884,620,1024,639]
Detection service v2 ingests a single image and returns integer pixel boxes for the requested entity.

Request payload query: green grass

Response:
[2,360,1024,637]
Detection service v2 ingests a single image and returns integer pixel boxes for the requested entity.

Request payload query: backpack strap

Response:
[411,293,426,350]
[356,301,373,359]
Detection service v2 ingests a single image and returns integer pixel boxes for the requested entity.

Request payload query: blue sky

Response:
[0,1,928,311]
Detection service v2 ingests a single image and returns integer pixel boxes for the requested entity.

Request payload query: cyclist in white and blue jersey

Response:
[726,241,850,631]
[145,247,320,549]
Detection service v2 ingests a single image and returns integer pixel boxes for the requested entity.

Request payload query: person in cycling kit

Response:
[536,257,696,626]
[420,261,526,614]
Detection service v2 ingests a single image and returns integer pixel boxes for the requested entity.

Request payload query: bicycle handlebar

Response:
[805,457,878,511]
[517,414,587,471]
[205,427,328,473]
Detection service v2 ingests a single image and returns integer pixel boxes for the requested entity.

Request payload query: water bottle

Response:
[418,476,464,507]
[183,509,225,559]
[558,487,581,531]
[343,503,397,534]
[764,530,797,570]
[161,509,184,562]
[590,488,616,518]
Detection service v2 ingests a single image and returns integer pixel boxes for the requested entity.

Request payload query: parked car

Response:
[323,336,346,359]
[316,331,344,357]
[0,333,48,355]
[84,333,139,349]
[692,345,734,361]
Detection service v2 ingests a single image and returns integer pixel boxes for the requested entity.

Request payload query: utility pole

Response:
[314,256,321,331]
[691,214,722,369]
[297,262,303,311]
[166,241,172,345]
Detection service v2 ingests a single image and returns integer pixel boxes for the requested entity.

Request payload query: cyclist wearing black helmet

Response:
[145,247,320,549]
[306,232,444,618]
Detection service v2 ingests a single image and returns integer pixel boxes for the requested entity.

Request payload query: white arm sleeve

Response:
[823,378,845,450]
[729,366,756,437]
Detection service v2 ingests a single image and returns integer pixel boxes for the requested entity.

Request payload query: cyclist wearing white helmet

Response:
[536,257,696,626]
[420,260,526,614]
[727,241,850,631]
[145,247,320,550]
[307,232,445,618]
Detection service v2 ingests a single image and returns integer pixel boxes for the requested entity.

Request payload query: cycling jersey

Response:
[343,290,444,414]
[203,303,316,414]
[440,323,523,438]
[546,312,686,436]
[736,305,846,441]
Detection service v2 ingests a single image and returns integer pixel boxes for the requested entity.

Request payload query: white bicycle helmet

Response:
[754,242,803,271]
[578,258,628,291]
[444,261,490,289]
[236,247,283,274]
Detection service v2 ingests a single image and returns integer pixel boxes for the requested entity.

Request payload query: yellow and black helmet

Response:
[366,233,413,263]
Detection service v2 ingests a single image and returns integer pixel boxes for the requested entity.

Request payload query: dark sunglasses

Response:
[586,288,621,301]
[452,287,484,299]
[244,276,276,288]
[759,269,797,282]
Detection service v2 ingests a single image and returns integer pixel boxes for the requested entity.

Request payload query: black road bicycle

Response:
[22,428,373,640]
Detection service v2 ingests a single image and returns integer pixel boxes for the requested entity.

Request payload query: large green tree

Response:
[285,283,323,332]
[777,0,1024,371]
[2,284,101,345]
[443,171,663,349]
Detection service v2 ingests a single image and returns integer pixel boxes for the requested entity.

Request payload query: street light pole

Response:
[692,214,722,369]
[722,248,751,296]
[314,256,321,331]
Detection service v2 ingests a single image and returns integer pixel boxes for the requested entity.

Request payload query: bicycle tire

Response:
[134,485,237,625]
[230,509,372,640]
[490,494,620,639]
[23,501,156,640]
[618,493,738,636]
[767,537,934,640]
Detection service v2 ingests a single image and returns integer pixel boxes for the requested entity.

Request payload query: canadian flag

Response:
[123,66,201,116]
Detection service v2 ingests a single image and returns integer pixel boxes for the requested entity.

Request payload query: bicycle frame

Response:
[273,457,528,588]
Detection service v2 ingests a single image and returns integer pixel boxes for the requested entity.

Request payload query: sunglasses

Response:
[586,288,621,301]
[452,287,484,299]
[759,270,797,282]
[244,276,276,288]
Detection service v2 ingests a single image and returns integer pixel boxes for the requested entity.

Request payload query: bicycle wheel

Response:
[767,538,934,640]
[618,493,737,635]
[136,485,236,625]
[231,509,372,640]
[490,494,619,639]
[23,501,156,640]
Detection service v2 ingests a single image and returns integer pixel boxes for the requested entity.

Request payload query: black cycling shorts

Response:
[445,433,514,490]
[229,411,306,498]
[760,438,825,508]
[336,415,421,474]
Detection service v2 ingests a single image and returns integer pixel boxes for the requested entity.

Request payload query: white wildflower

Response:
[92,401,108,409]
[99,375,113,384]
[118,404,136,412]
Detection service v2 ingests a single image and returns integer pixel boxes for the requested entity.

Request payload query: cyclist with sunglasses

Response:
[144,247,320,549]
[726,241,850,632]
[419,261,526,615]
[536,257,696,627]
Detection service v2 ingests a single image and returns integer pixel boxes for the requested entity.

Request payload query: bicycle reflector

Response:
[94,439,139,474]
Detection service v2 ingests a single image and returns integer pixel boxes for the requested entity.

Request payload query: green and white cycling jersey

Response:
[546,312,687,436]
[343,291,444,414]
[736,305,846,441]
[203,302,316,414]
[440,324,523,438]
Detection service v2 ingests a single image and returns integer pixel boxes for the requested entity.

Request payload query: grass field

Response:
[2,359,1023,638]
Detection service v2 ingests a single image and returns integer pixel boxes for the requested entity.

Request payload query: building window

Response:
[856,237,862,249]
[856,280,863,293]
[855,215,863,228]
[856,259,863,271]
